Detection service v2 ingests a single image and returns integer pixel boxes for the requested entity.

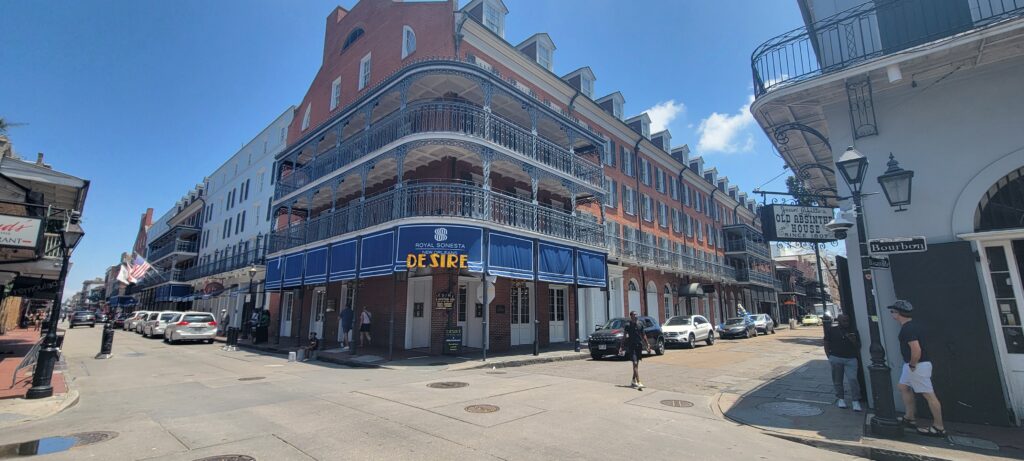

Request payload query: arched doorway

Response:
[969,167,1024,420]
[646,281,660,324]
[627,280,642,316]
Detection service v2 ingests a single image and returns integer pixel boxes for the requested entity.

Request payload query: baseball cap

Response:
[888,300,913,314]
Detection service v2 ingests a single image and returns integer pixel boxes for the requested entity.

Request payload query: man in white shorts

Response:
[890,300,945,437]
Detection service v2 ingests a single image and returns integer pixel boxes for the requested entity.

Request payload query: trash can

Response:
[789,318,798,329]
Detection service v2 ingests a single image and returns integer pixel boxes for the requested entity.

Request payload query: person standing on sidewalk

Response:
[622,311,651,389]
[824,314,862,411]
[340,305,354,350]
[359,307,372,347]
[890,300,946,437]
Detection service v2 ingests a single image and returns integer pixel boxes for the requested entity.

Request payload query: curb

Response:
[215,338,384,368]
[452,352,589,371]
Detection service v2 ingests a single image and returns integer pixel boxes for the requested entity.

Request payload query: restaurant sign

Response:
[760,204,835,243]
[395,225,483,271]
[0,214,44,250]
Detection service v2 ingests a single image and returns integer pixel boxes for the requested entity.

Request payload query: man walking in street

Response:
[623,311,651,389]
[824,314,862,411]
[340,305,354,350]
[890,300,946,437]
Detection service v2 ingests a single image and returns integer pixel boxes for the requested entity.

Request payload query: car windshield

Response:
[183,314,214,323]
[159,313,176,321]
[601,319,628,330]
[725,318,746,325]
[665,317,691,326]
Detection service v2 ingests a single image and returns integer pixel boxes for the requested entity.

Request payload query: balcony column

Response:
[362,103,374,154]
[565,128,577,179]
[358,162,371,228]
[528,105,539,160]
[393,147,407,218]
[304,190,315,243]
[526,165,539,230]
[398,80,411,136]
[482,82,494,139]
[286,200,296,248]
[333,124,344,170]
[481,149,493,220]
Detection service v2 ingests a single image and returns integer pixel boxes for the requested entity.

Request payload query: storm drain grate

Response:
[237,377,265,381]
[757,401,824,417]
[427,381,468,389]
[193,456,256,461]
[660,399,694,408]
[465,404,499,413]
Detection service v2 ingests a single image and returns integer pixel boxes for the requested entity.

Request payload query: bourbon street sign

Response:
[868,236,928,255]
[760,204,835,243]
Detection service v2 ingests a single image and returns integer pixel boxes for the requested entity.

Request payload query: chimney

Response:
[36,152,44,165]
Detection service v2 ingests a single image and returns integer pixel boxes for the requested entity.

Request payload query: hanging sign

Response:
[0,214,44,250]
[395,225,483,271]
[760,204,835,242]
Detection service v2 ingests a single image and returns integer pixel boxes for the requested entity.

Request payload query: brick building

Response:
[264,0,776,354]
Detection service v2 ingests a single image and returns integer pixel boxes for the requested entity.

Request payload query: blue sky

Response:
[0,0,805,301]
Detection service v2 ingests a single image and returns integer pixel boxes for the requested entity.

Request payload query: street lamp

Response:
[877,153,914,212]
[242,265,257,340]
[27,213,84,400]
[835,146,902,438]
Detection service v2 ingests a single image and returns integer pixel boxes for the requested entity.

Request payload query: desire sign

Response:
[760,204,835,243]
[406,253,469,269]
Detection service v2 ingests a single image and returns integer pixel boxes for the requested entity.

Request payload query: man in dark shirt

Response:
[890,300,945,437]
[623,311,651,389]
[824,314,861,411]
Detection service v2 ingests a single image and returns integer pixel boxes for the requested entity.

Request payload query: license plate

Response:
[190,326,207,331]
[598,344,607,350]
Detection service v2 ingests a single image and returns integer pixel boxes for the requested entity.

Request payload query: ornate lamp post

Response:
[27,213,85,400]
[242,265,257,339]
[835,146,912,438]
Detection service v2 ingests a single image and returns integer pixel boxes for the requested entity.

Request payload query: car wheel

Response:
[770,326,776,334]
[685,334,696,349]
[590,352,601,360]
[655,338,665,356]
[90,324,95,328]
[206,339,214,344]
[706,331,715,345]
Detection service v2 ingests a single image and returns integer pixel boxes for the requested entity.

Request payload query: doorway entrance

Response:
[310,287,326,339]
[406,277,432,349]
[457,280,483,348]
[548,286,567,343]
[510,282,534,346]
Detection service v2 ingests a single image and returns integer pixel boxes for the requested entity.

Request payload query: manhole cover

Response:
[237,377,265,381]
[757,401,824,417]
[660,399,694,408]
[193,456,256,461]
[427,381,468,389]
[465,404,499,413]
[428,362,449,366]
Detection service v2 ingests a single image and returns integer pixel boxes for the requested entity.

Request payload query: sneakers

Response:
[636,381,645,389]
[852,400,862,412]
[836,399,848,409]
[630,380,637,388]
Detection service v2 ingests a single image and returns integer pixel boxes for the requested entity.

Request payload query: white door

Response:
[627,281,641,316]
[310,288,326,339]
[609,277,624,320]
[578,287,607,341]
[510,283,534,346]
[548,287,567,343]
[646,290,660,325]
[979,241,1024,421]
[280,291,294,337]
[458,282,484,348]
[406,278,432,349]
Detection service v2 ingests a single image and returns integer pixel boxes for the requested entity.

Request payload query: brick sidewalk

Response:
[0,327,68,400]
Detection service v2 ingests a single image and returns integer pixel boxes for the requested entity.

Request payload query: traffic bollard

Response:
[574,338,580,353]
[96,322,114,359]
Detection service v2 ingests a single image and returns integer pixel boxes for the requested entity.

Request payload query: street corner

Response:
[0,389,80,430]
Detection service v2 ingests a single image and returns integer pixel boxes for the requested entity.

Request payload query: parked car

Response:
[717,317,758,339]
[587,316,665,360]
[163,312,218,344]
[124,311,149,331]
[142,311,179,338]
[747,314,776,335]
[68,311,96,328]
[662,315,715,349]
[801,314,823,326]
[97,312,109,323]
[112,312,131,328]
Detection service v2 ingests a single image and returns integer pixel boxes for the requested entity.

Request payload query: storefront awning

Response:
[265,257,282,290]
[537,243,574,284]
[576,250,607,287]
[329,240,357,282]
[359,230,395,278]
[488,232,534,280]
[283,253,304,288]
[304,246,329,285]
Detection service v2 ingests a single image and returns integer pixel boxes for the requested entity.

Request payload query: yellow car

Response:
[801,314,823,326]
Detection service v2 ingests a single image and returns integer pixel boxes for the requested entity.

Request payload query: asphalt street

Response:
[0,324,859,460]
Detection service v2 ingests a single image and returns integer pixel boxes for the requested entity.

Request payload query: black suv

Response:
[69,311,96,328]
[587,316,665,360]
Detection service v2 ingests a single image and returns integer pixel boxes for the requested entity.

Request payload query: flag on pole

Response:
[128,254,152,283]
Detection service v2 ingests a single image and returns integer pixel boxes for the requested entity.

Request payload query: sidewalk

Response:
[716,351,1024,460]
[0,327,77,429]
[215,335,589,370]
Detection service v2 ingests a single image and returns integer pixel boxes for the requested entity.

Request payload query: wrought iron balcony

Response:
[734,267,777,287]
[148,239,198,263]
[42,233,62,258]
[134,268,185,290]
[723,236,771,260]
[269,180,604,254]
[605,235,736,281]
[752,0,1024,97]
[181,247,266,282]
[276,100,603,200]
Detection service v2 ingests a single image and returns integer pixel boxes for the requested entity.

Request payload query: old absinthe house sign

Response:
[760,205,835,243]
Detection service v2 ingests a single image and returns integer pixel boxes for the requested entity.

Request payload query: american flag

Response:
[128,254,152,283]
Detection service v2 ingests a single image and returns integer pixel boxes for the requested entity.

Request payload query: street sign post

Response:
[868,237,927,255]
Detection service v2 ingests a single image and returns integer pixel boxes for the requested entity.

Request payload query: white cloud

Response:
[696,95,756,154]
[645,100,685,134]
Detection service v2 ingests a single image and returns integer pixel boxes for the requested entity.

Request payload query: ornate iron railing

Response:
[148,239,198,263]
[268,180,604,254]
[734,267,777,286]
[752,0,1024,96]
[276,100,603,199]
[723,236,772,260]
[180,246,266,282]
[605,235,736,281]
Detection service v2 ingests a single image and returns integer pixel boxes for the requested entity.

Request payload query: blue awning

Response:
[329,240,357,282]
[394,224,484,272]
[304,246,329,285]
[537,243,574,284]
[283,253,304,288]
[576,250,607,287]
[487,232,534,280]
[360,230,395,278]
[265,257,283,290]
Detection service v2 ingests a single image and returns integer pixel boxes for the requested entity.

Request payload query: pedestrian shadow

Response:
[775,337,824,347]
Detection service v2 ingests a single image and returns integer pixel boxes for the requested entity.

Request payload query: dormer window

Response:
[613,99,623,119]
[342,28,364,51]
[537,43,552,70]
[581,75,593,98]
[642,121,650,139]
[484,2,505,37]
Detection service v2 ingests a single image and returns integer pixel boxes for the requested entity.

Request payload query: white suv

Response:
[662,315,715,349]
[163,312,218,344]
[142,311,179,338]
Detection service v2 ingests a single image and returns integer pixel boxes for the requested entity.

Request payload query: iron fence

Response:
[605,235,736,281]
